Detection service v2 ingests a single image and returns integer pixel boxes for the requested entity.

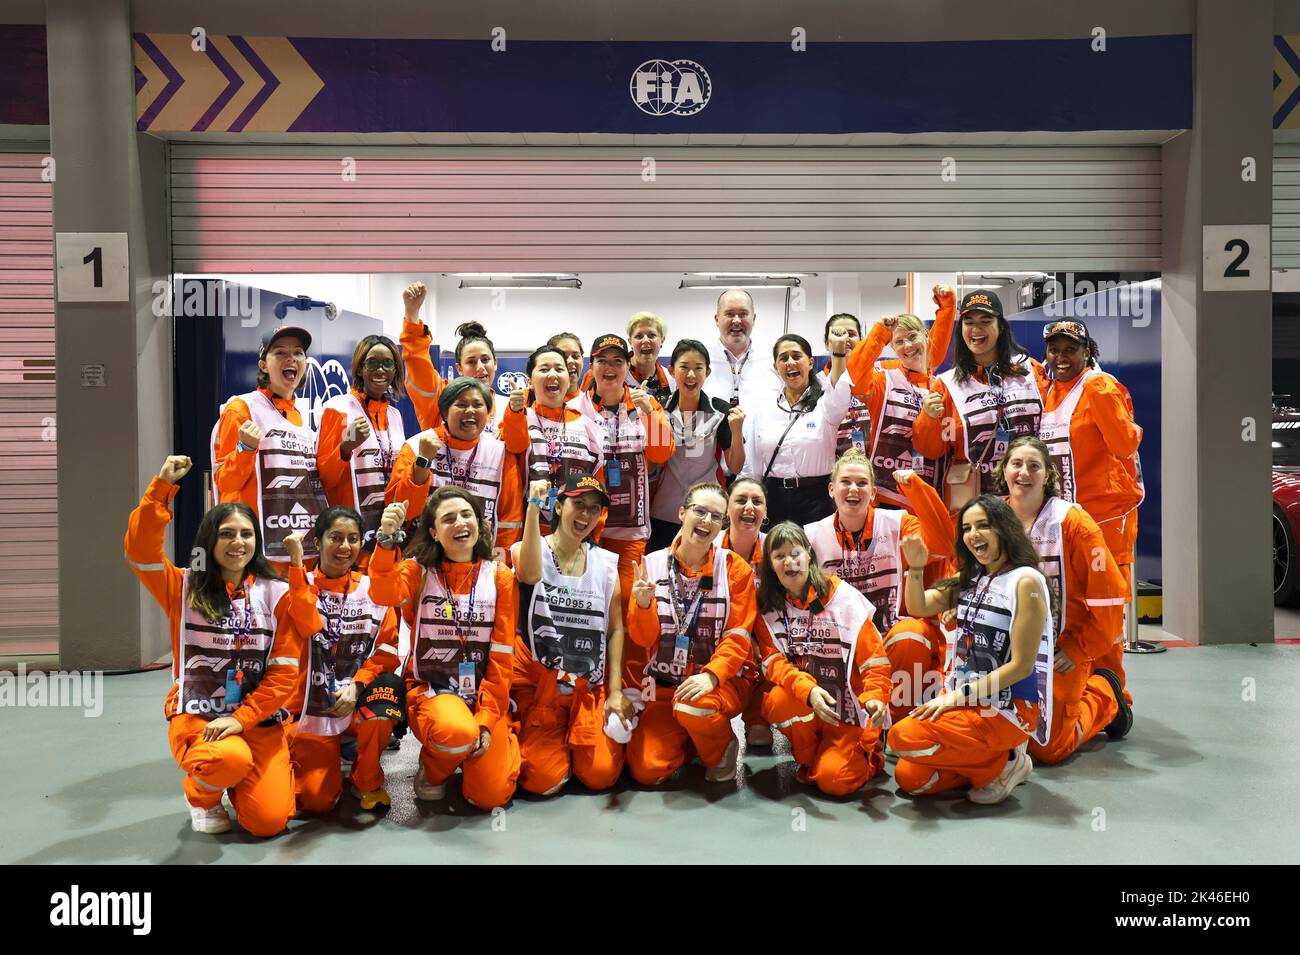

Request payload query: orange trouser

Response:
[167,715,295,837]
[882,617,946,724]
[604,536,651,692]
[514,681,624,794]
[889,704,1033,795]
[288,716,394,813]
[742,676,773,727]
[1027,664,1118,765]
[406,689,520,809]
[626,676,751,784]
[1097,515,1136,704]
[763,685,883,796]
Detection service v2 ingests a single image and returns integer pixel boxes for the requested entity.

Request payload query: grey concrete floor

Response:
[1,642,1297,865]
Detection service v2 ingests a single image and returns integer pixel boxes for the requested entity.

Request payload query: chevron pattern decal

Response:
[133,33,324,133]
[1277,35,1300,129]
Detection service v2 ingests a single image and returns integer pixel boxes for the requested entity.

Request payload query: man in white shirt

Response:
[705,289,761,407]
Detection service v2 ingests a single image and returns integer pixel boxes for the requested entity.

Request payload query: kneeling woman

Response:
[804,449,951,723]
[625,481,757,785]
[754,523,891,796]
[124,456,317,836]
[511,476,635,795]
[369,489,520,809]
[284,506,403,814]
[889,496,1053,804]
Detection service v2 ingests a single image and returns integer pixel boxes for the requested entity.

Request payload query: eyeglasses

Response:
[686,504,725,524]
[363,358,396,372]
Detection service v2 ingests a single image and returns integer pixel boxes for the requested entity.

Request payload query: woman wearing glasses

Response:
[890,495,1052,805]
[912,291,1044,510]
[738,333,853,527]
[625,481,758,786]
[318,335,407,557]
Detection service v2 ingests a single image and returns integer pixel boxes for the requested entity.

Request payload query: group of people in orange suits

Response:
[125,280,1143,834]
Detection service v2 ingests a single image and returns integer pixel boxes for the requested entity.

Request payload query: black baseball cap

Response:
[259,325,312,359]
[356,672,404,722]
[1043,319,1090,344]
[590,334,631,360]
[959,291,1004,320]
[559,473,610,507]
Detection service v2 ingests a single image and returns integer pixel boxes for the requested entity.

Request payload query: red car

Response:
[1275,468,1300,605]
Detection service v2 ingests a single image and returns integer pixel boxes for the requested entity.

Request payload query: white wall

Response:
[190,270,1019,362]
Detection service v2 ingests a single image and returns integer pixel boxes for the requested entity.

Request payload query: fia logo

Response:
[630,59,711,116]
[496,370,528,397]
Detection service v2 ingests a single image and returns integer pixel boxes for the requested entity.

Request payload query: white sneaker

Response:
[967,746,1032,805]
[413,770,448,801]
[189,803,232,834]
[704,735,740,783]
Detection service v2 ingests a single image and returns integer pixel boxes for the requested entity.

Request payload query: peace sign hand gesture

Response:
[631,557,655,609]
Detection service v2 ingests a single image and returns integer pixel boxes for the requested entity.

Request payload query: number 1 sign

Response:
[55,232,129,302]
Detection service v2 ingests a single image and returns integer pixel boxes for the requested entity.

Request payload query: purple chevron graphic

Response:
[194,39,242,132]
[134,32,183,130]
[134,65,145,95]
[227,35,279,132]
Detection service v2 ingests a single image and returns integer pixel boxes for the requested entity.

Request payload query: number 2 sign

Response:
[55,232,129,302]
[1202,225,1270,292]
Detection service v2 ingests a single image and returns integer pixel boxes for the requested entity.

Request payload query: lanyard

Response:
[229,579,255,651]
[540,414,570,476]
[592,387,623,450]
[667,555,712,638]
[780,585,824,660]
[318,572,354,648]
[548,536,585,576]
[725,348,750,402]
[442,439,480,484]
[957,572,998,654]
[436,562,480,647]
[834,513,870,556]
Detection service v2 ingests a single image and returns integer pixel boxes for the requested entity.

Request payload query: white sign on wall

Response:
[55,232,129,302]
[1202,225,1270,292]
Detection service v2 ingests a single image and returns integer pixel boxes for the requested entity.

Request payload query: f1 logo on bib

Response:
[630,59,711,116]
[267,475,304,490]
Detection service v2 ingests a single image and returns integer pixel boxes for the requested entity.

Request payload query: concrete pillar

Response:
[48,0,172,668]
[1160,0,1274,643]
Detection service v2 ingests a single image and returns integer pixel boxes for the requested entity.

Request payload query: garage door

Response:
[0,148,57,656]
[171,144,1161,274]
[1277,142,1300,269]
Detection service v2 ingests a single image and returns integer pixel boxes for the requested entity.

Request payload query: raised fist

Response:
[158,455,193,484]
[403,282,427,319]
[237,420,261,449]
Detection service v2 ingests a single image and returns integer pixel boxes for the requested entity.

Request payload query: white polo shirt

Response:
[739,373,853,482]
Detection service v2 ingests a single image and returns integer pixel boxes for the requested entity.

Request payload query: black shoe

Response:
[1095,668,1132,739]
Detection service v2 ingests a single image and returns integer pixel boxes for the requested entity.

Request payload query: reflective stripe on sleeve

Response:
[490,643,515,655]
[127,559,167,573]
[859,656,891,672]
[884,632,932,651]
[1085,597,1129,606]
[267,657,300,667]
[722,627,752,643]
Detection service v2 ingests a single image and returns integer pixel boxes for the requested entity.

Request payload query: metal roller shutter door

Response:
[1276,143,1300,269]
[171,144,1161,274]
[0,149,57,655]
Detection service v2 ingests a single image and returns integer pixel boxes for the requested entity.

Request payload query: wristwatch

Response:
[375,529,407,549]
[414,455,431,470]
